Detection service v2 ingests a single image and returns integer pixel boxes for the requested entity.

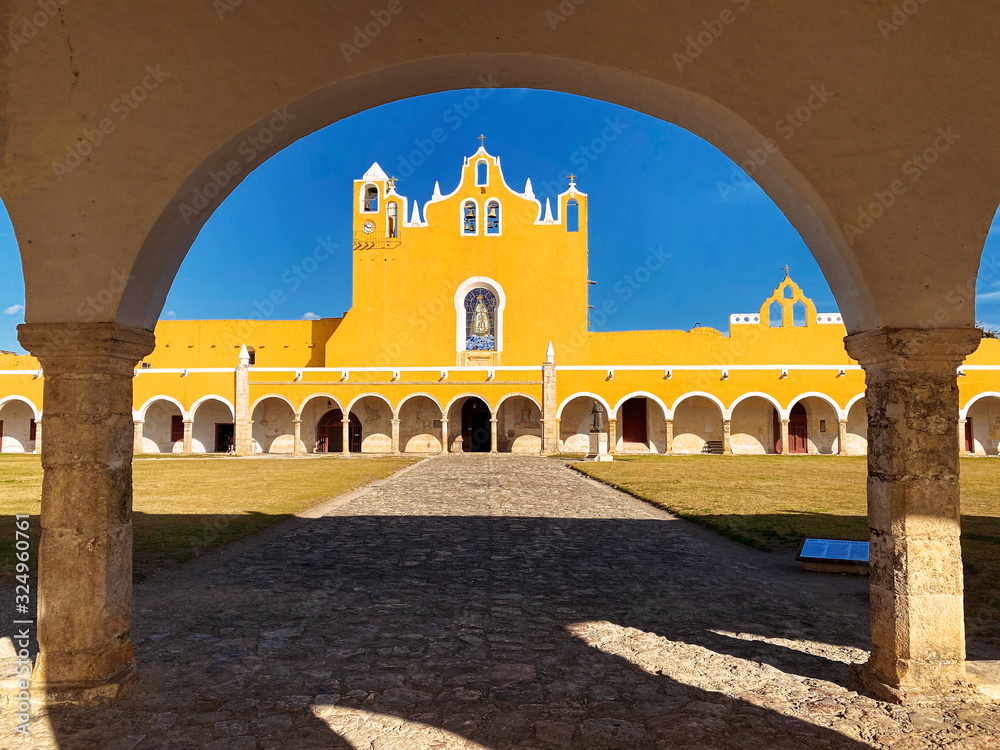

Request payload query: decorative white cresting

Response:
[729,314,761,325]
[816,314,844,324]
[542,198,555,223]
[523,178,535,200]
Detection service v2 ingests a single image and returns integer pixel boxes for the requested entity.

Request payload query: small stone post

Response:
[440,418,449,454]
[292,417,302,455]
[18,322,155,704]
[665,418,673,454]
[958,418,968,456]
[234,345,252,456]
[341,417,350,455]
[541,341,557,454]
[391,418,400,454]
[839,419,849,456]
[132,420,143,455]
[780,418,790,455]
[182,420,193,454]
[845,327,981,703]
[722,418,732,455]
[33,418,42,455]
[490,418,498,453]
[608,418,617,454]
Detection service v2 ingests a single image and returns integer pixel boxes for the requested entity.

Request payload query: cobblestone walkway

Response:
[5,455,1000,749]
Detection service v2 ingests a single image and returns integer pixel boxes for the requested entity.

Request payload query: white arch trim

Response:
[669,391,726,420]
[612,392,669,418]
[556,392,613,420]
[727,392,785,420]
[138,395,187,421]
[845,392,866,416]
[250,393,297,415]
[786,392,845,420]
[395,391,444,416]
[454,276,507,354]
[0,396,40,420]
[298,392,345,414]
[444,392,495,415]
[189,395,235,421]
[961,391,1000,419]
[495,392,543,411]
[346,392,395,415]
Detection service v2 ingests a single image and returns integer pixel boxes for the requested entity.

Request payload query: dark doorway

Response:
[215,423,235,453]
[965,417,974,453]
[317,410,362,453]
[462,398,491,452]
[621,397,648,444]
[772,408,781,454]
[171,414,184,443]
[788,403,808,454]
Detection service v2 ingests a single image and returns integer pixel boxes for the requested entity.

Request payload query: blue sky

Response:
[1,88,998,353]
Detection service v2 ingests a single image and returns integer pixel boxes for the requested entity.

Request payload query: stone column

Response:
[391,417,400,454]
[18,322,155,704]
[132,420,144,455]
[845,327,981,703]
[341,417,350,455]
[665,418,673,455]
[780,419,790,455]
[957,418,968,456]
[440,418,449,455]
[608,418,617,454]
[234,350,251,456]
[839,419,849,456]
[554,417,562,452]
[182,419,193,454]
[33,418,42,455]
[722,418,732,455]
[542,346,557,454]
[490,418,498,453]
[292,417,302,456]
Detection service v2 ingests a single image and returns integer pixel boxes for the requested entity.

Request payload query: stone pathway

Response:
[3,454,999,749]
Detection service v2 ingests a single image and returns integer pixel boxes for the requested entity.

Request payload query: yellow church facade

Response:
[3,146,1000,458]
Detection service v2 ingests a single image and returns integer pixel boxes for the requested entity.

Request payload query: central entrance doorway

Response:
[462,397,491,452]
[317,409,362,453]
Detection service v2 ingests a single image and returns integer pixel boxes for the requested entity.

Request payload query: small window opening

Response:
[29,419,36,442]
[819,419,827,433]
[387,202,398,238]
[783,285,793,299]
[363,185,378,212]
[247,346,256,366]
[141,362,152,369]
[768,300,783,327]
[566,199,579,232]
[792,300,807,327]
[476,161,488,186]
[463,201,477,234]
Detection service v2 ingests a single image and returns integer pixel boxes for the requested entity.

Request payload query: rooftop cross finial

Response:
[567,173,576,186]
[387,176,397,189]
[478,134,486,148]
[782,264,791,278]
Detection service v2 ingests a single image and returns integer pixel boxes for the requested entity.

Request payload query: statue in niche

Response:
[472,295,492,337]
[591,401,604,433]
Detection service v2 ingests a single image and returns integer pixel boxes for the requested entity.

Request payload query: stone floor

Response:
[3,454,1000,749]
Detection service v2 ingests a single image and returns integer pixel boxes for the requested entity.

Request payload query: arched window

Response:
[462,200,478,235]
[476,160,488,186]
[566,199,579,232]
[486,200,500,234]
[768,301,783,327]
[792,300,807,327]
[387,201,398,238]
[362,184,378,213]
[464,288,497,351]
[783,285,793,299]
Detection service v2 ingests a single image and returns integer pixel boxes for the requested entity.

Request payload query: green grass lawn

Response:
[0,454,417,580]
[574,454,1000,642]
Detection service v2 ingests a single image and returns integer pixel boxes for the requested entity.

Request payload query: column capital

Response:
[18,322,155,375]
[845,327,981,370]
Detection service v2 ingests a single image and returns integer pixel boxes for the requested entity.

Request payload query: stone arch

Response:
[445,394,494,453]
[445,392,495,416]
[963,394,1000,456]
[345,395,393,453]
[189,396,235,454]
[557,393,614,453]
[786,393,842,455]
[298,392,344,415]
[251,396,296,454]
[397,394,443,453]
[785,392,845,420]
[556,392,612,420]
[960,391,1000,419]
[346,392,394,414]
[613,392,668,454]
[395,391,444,417]
[495,393,543,454]
[671,394,726,455]
[845,396,868,456]
[138,395,187,421]
[249,393,296,416]
[138,397,185,454]
[0,396,38,454]
[729,394,783,455]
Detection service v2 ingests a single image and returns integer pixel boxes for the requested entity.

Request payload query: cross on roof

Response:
[478,134,486,147]
[782,264,791,278]
[387,176,397,189]
[567,173,576,185]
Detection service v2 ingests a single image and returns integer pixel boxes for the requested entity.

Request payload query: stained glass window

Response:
[464,288,497,351]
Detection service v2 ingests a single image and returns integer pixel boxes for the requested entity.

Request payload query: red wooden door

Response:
[965,417,974,453]
[621,398,648,443]
[788,403,808,454]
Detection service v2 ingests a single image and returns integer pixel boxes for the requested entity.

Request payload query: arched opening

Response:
[786,402,809,454]
[729,396,781,454]
[496,395,542,453]
[251,397,295,454]
[452,396,491,453]
[557,394,612,454]
[140,399,184,454]
[386,201,399,239]
[462,199,478,235]
[349,396,394,453]
[397,395,443,453]
[0,398,37,454]
[768,300,783,327]
[846,398,868,456]
[614,396,666,454]
[190,398,235,454]
[485,200,500,235]
[787,396,840,454]
[362,184,379,212]
[475,160,488,186]
[792,300,807,327]
[672,396,725,454]
[566,199,579,232]
[316,409,361,453]
[965,396,1000,456]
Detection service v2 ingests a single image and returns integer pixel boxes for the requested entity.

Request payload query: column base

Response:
[852,658,977,705]
[33,650,137,706]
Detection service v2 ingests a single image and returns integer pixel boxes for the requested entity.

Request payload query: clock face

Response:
[362,220,376,234]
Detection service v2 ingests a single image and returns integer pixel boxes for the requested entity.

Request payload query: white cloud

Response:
[3,304,24,316]
[977,291,1000,303]
[302,312,321,320]
[165,310,177,318]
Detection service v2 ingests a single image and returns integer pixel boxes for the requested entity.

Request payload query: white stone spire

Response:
[543,198,554,223]
[362,162,389,181]
[410,201,421,225]
[546,341,555,363]
[523,178,535,199]
[238,344,250,367]
[432,181,442,199]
